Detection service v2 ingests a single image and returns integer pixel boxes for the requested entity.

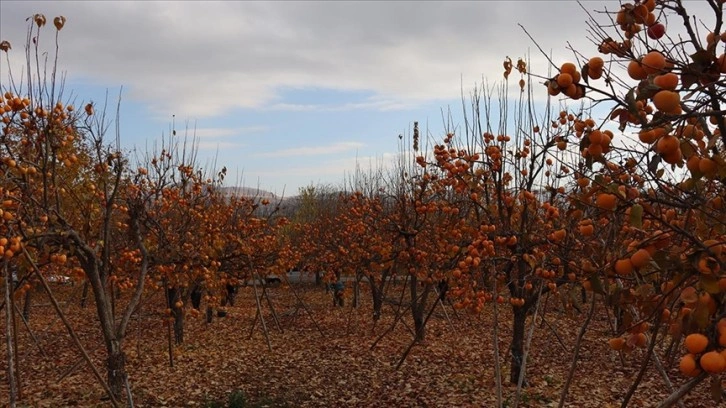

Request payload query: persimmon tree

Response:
[390,151,474,344]
[285,184,342,286]
[134,132,295,345]
[347,133,480,347]
[530,0,726,404]
[413,67,601,392]
[339,191,396,317]
[0,15,157,403]
[290,188,351,303]
[291,185,401,321]
[293,148,468,344]
[120,133,227,345]
[212,192,294,303]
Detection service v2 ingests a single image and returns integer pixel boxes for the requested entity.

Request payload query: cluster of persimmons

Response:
[540,0,726,387]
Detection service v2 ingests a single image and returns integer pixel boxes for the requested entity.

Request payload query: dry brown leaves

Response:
[0,283,719,407]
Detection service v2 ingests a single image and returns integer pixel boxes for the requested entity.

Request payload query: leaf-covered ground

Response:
[0,282,719,407]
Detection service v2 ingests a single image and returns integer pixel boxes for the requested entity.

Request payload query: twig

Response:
[11,281,22,400]
[124,374,135,408]
[57,356,85,384]
[620,314,665,408]
[370,275,415,350]
[518,23,557,71]
[615,277,683,408]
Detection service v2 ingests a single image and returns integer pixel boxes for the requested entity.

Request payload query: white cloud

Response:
[192,126,268,139]
[267,98,415,112]
[196,140,244,151]
[261,141,365,158]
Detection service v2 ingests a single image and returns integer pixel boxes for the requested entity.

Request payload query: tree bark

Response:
[22,288,32,321]
[657,372,707,408]
[173,309,184,345]
[166,287,184,344]
[106,345,127,400]
[190,285,202,310]
[409,276,430,343]
[80,280,89,308]
[510,307,527,385]
[371,282,383,321]
[224,283,237,307]
[352,275,360,308]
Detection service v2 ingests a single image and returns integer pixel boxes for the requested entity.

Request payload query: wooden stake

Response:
[4,262,18,407]
[22,248,119,407]
[163,282,174,368]
[432,285,455,334]
[11,292,22,400]
[261,284,283,333]
[13,301,47,358]
[252,273,272,351]
[280,272,324,337]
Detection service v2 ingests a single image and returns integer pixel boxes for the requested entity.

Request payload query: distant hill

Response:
[218,186,277,199]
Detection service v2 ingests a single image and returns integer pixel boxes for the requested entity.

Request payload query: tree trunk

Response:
[80,280,89,308]
[371,282,383,321]
[333,277,345,307]
[166,286,184,344]
[22,288,32,321]
[510,307,527,385]
[106,346,127,400]
[413,310,425,342]
[353,276,360,308]
[409,276,429,343]
[190,286,202,310]
[173,309,184,344]
[225,283,237,307]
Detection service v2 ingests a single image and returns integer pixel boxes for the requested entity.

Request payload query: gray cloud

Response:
[1,1,602,119]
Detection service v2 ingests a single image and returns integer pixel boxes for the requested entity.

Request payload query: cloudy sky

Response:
[0,1,713,195]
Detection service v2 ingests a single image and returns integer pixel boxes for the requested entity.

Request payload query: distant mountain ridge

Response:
[218,186,277,199]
